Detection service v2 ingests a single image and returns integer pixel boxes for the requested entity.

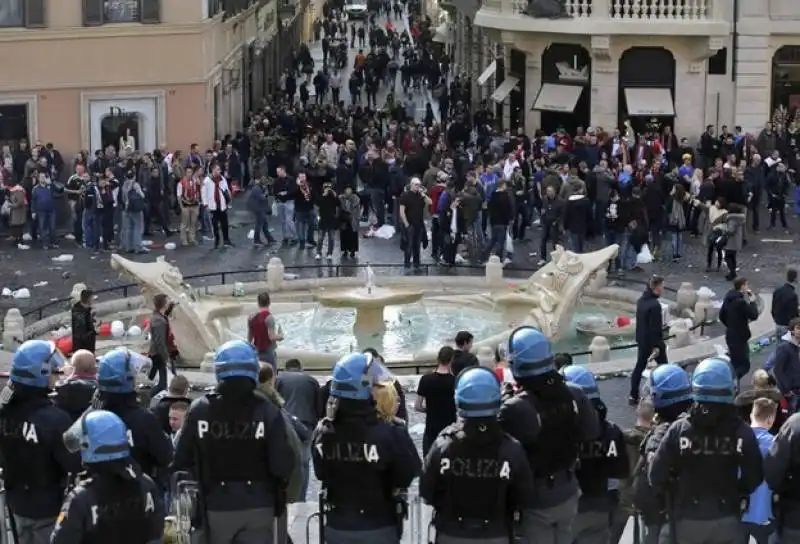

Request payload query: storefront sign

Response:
[257,0,278,39]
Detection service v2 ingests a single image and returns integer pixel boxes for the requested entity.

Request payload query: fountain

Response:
[312,266,424,345]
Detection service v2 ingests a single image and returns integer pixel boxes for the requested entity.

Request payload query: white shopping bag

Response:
[505,231,514,255]
[636,244,653,264]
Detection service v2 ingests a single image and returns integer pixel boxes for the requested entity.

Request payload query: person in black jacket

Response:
[772,268,799,337]
[149,374,192,435]
[719,277,761,380]
[70,288,96,353]
[629,276,668,405]
[483,179,514,263]
[563,188,591,253]
[771,317,800,399]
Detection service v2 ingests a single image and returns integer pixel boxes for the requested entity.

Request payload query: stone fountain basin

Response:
[313,287,424,308]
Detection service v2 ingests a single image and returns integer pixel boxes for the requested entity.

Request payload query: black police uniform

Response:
[96,393,173,488]
[173,379,296,542]
[50,463,164,544]
[573,408,630,543]
[649,407,763,544]
[765,412,800,541]
[631,420,673,543]
[420,419,535,544]
[0,385,82,541]
[311,399,421,544]
[53,377,98,423]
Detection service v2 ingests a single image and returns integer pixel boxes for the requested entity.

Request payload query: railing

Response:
[503,0,711,19]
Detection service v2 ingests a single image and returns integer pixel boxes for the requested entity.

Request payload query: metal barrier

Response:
[0,476,15,544]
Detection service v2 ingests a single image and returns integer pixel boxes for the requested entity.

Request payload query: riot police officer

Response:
[498,326,600,543]
[173,339,296,543]
[649,357,763,544]
[420,366,535,543]
[312,352,421,544]
[632,363,693,544]
[561,365,629,544]
[765,404,800,540]
[95,348,173,490]
[52,409,164,543]
[0,339,81,544]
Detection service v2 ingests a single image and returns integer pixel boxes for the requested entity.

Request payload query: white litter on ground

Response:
[164,242,177,250]
[409,423,425,436]
[17,244,30,250]
[142,240,153,246]
[247,229,255,240]
[283,273,299,280]
[366,225,395,239]
[33,281,48,287]
[21,233,32,242]
[12,288,30,299]
[64,234,75,241]
[51,254,74,262]
[1,288,11,297]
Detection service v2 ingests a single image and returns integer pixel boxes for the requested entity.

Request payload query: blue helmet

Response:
[330,352,392,400]
[692,357,736,404]
[11,340,67,388]
[649,364,692,409]
[97,347,148,394]
[455,367,502,418]
[561,365,600,400]
[63,409,130,464]
[214,340,259,383]
[507,326,554,378]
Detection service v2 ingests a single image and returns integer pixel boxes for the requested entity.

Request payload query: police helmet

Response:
[63,409,130,464]
[330,352,392,401]
[98,347,151,394]
[455,367,502,418]
[561,365,600,400]
[10,339,67,389]
[691,357,736,404]
[507,326,554,378]
[213,340,259,383]
[649,363,692,409]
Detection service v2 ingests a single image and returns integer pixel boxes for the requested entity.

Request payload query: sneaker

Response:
[326,253,333,260]
[502,257,512,266]
[628,395,639,407]
[536,259,546,267]
[315,253,322,260]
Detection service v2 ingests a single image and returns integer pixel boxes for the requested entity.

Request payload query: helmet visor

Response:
[127,351,153,378]
[48,341,68,373]
[62,415,86,454]
[363,354,393,386]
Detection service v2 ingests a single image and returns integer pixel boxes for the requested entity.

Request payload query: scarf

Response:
[213,176,222,209]
[299,181,311,201]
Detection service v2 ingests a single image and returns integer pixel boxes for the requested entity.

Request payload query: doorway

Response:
[539,43,591,134]
[772,46,800,127]
[0,104,29,150]
[618,47,676,134]
[101,112,141,153]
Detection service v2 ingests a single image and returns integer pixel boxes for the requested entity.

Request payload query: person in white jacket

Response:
[201,164,234,248]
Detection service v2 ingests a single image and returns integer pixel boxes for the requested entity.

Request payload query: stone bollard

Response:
[586,269,608,293]
[200,352,215,373]
[589,336,610,363]
[693,292,715,328]
[669,318,693,349]
[70,283,88,304]
[2,308,24,352]
[485,255,503,285]
[676,282,697,314]
[266,257,285,291]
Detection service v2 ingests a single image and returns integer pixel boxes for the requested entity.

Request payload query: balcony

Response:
[474,0,730,36]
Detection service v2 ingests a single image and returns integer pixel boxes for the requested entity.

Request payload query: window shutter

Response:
[25,0,46,27]
[83,0,103,26]
[140,0,160,23]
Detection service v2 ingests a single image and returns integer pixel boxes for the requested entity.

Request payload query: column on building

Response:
[734,0,771,134]
[524,50,543,132]
[589,35,617,131]
[674,38,723,140]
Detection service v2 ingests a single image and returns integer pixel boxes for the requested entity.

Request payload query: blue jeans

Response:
[299,441,311,501]
[122,211,144,252]
[294,211,312,244]
[483,225,507,261]
[275,201,296,241]
[82,210,102,249]
[570,232,585,253]
[671,231,682,257]
[198,205,212,238]
[470,215,485,250]
[252,211,274,244]
[621,232,638,270]
[369,188,386,226]
[36,211,56,246]
[605,231,622,271]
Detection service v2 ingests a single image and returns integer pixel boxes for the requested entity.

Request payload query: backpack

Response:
[631,421,671,523]
[127,186,146,213]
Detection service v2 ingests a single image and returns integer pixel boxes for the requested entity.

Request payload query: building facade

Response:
[443,0,800,138]
[0,0,306,156]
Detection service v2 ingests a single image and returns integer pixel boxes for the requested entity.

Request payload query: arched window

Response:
[771,46,800,128]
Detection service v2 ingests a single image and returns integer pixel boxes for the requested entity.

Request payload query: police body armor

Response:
[576,419,618,502]
[0,398,63,491]
[436,426,512,539]
[520,383,581,479]
[632,421,671,524]
[81,476,150,544]
[115,407,159,478]
[318,420,394,527]
[200,395,270,486]
[673,415,742,518]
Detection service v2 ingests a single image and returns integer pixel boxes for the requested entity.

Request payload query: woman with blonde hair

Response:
[373,381,403,424]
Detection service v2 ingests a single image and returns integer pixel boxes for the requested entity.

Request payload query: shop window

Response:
[707,48,727,75]
[0,0,46,28]
[83,0,160,25]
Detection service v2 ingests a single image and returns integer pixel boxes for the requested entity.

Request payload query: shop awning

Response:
[477,61,497,86]
[624,88,675,117]
[532,83,584,113]
[490,76,519,103]
[432,23,452,43]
